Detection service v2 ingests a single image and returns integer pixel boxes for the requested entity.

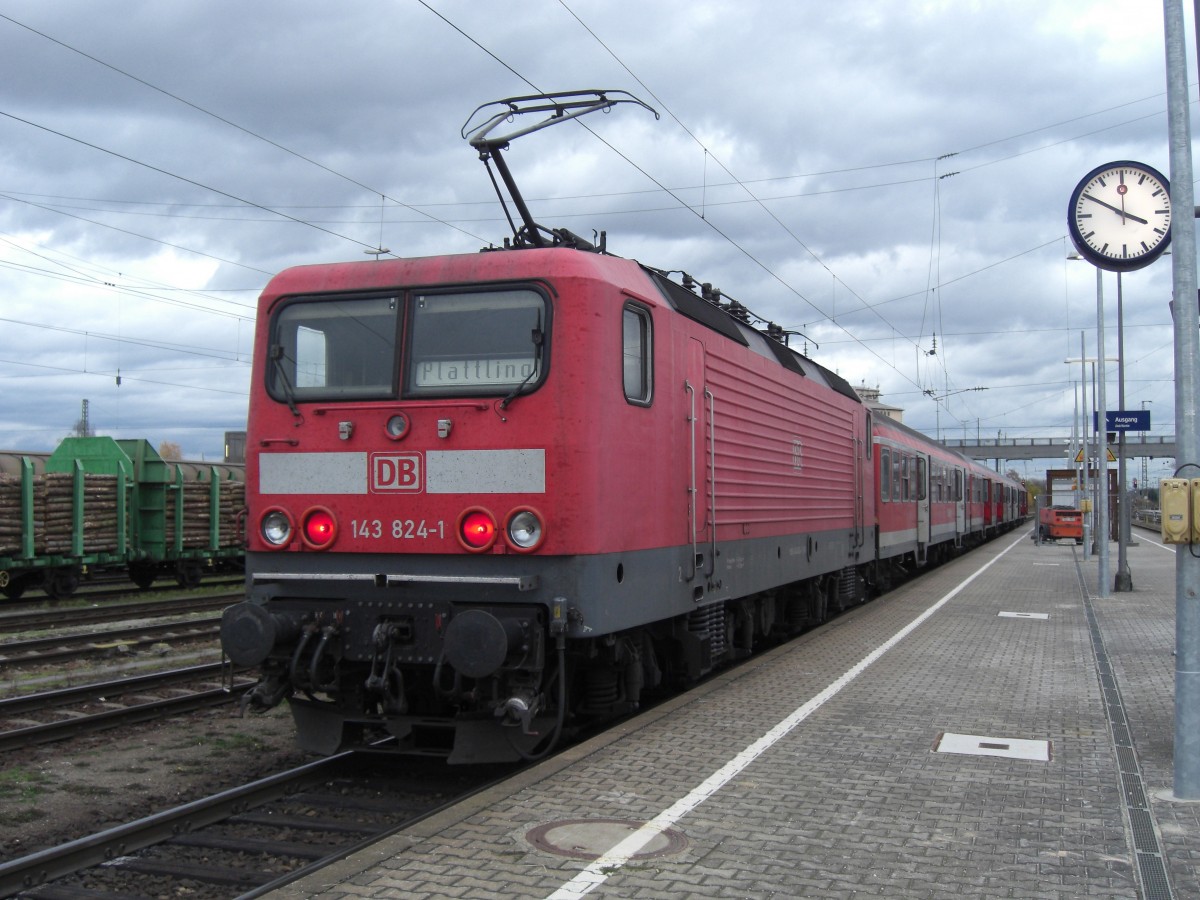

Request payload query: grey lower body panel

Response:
[246,524,871,640]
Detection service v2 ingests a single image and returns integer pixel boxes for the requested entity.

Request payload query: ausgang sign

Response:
[1092,410,1152,431]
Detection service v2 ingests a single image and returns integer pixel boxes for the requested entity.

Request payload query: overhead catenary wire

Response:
[0,7,1179,446]
[0,11,488,248]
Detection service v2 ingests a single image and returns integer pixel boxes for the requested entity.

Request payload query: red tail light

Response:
[302,507,337,549]
[458,508,497,552]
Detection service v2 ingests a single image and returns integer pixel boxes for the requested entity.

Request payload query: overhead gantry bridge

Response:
[939,435,1177,463]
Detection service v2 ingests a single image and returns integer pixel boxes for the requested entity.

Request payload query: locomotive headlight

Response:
[261,509,294,548]
[458,508,498,552]
[302,507,337,549]
[506,508,544,551]
[385,413,409,440]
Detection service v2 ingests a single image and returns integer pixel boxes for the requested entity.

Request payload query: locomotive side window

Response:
[622,304,653,406]
[406,289,547,398]
[269,295,400,400]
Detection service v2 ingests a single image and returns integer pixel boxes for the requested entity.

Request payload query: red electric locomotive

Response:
[220,92,1023,762]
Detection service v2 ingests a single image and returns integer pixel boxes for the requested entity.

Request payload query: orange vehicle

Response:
[1039,506,1083,543]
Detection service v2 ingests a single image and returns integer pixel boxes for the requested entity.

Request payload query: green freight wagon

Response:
[0,437,245,599]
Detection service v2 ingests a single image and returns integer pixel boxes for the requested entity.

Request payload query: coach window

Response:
[880,448,891,501]
[901,455,910,501]
[917,457,927,501]
[622,304,653,406]
[892,454,902,501]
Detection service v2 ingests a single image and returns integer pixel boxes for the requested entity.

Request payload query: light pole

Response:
[1067,252,1121,596]
[1140,400,1152,491]
[1066,350,1118,571]
[1164,0,1200,799]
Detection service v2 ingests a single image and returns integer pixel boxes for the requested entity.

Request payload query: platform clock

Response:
[1068,161,1172,272]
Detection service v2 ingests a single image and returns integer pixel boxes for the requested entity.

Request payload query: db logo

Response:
[371,453,422,492]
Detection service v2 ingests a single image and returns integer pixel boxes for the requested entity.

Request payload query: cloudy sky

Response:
[0,1,1189,478]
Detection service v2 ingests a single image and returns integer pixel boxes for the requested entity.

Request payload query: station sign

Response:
[1091,410,1151,432]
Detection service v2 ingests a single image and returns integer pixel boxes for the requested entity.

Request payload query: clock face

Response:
[1069,161,1171,272]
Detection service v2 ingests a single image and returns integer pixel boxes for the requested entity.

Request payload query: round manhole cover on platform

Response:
[525,818,688,860]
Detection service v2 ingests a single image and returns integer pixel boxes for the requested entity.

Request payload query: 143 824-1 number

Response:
[351,519,445,540]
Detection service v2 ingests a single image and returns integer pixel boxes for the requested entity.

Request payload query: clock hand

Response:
[1082,193,1149,225]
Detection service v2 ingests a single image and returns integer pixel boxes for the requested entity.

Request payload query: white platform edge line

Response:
[545,532,1027,900]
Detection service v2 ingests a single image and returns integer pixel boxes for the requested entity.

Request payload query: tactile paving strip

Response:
[1076,553,1174,900]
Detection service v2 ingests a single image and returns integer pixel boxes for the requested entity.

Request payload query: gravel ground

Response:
[0,689,314,862]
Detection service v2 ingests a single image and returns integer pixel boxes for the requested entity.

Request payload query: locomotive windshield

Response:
[267,288,547,403]
[406,290,544,397]
[270,295,400,400]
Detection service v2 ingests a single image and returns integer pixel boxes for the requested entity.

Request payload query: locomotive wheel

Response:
[2,579,26,600]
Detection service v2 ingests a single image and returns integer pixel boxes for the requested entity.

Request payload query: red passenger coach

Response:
[219,90,1025,763]
[870,414,1025,588]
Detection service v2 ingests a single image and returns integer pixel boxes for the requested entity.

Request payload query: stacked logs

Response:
[1,473,245,558]
[0,472,127,557]
[165,480,246,548]
[0,473,25,556]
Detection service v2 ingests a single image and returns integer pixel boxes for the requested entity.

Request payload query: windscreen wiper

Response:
[269,344,302,420]
[499,318,544,411]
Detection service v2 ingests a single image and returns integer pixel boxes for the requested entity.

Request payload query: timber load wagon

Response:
[0,436,245,599]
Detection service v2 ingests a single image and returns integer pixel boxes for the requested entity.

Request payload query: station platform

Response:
[274,528,1199,899]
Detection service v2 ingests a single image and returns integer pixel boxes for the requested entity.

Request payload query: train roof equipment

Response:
[462,89,658,251]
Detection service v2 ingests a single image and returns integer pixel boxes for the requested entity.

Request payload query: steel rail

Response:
[0,617,220,666]
[0,754,357,897]
[0,751,508,898]
[0,593,238,632]
[0,662,254,753]
[0,683,251,753]
[0,661,234,715]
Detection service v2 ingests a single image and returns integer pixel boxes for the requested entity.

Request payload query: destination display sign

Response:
[414,356,537,388]
[1091,410,1151,431]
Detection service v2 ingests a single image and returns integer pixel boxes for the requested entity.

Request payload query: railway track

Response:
[0,662,253,753]
[0,593,238,633]
[0,751,507,899]
[2,574,244,605]
[0,617,221,668]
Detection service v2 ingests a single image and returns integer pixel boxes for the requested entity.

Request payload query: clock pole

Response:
[1095,269,1110,598]
[1115,272,1132,594]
